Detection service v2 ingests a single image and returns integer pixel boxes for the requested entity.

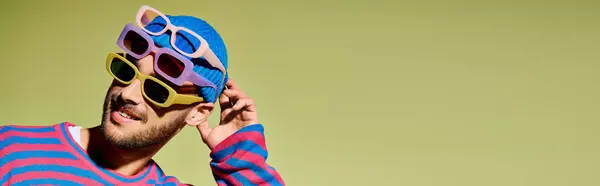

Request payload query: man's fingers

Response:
[223,88,247,101]
[220,78,254,113]
[232,98,255,112]
[225,78,239,89]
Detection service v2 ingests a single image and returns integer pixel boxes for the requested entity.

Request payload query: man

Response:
[0,5,285,186]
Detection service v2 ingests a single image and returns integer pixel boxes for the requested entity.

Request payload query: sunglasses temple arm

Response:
[188,73,218,94]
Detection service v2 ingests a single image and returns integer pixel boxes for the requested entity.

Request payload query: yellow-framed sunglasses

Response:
[106,52,205,107]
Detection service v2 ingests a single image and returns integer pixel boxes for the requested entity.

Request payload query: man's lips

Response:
[111,110,137,124]
[117,106,143,121]
[109,98,144,124]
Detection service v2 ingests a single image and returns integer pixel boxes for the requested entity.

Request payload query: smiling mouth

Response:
[116,109,141,120]
[109,98,143,124]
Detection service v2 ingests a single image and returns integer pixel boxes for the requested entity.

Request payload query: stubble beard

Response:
[100,90,187,150]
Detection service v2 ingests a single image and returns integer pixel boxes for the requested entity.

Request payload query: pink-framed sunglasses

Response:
[136,5,224,68]
[116,23,217,93]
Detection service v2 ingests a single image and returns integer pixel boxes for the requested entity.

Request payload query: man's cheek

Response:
[108,85,124,95]
[109,80,128,90]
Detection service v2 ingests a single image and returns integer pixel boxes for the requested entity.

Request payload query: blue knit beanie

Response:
[144,15,228,103]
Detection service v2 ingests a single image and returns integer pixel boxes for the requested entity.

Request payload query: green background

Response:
[1,0,599,185]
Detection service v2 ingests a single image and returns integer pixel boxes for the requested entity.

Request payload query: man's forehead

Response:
[131,55,157,76]
[130,55,198,89]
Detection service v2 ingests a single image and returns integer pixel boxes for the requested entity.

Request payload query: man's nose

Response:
[120,79,143,105]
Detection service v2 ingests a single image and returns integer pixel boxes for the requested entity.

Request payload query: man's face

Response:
[100,53,200,149]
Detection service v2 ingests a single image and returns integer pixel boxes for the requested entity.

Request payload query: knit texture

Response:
[0,122,285,185]
[145,15,228,103]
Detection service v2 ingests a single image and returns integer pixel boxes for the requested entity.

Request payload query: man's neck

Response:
[79,126,162,176]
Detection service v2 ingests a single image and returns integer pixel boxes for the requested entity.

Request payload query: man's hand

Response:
[196,79,259,150]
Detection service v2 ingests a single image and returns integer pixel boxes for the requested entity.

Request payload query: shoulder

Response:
[145,160,191,186]
[0,123,69,165]
[0,122,70,150]
[0,122,77,133]
[0,123,60,136]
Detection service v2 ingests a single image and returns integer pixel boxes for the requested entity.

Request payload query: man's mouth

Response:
[116,108,142,121]
[109,98,144,124]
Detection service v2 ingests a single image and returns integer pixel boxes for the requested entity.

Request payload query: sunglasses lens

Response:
[157,54,185,79]
[174,29,201,55]
[110,57,135,82]
[123,31,149,56]
[140,10,167,34]
[144,80,170,104]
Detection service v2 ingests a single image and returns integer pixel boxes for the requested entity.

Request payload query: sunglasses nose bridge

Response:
[146,49,157,58]
[120,78,144,105]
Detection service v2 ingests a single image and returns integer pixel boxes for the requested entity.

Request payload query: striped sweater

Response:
[0,122,285,185]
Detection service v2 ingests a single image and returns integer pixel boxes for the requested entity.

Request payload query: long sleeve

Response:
[209,124,285,186]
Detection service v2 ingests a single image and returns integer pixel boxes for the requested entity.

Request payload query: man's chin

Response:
[100,121,139,149]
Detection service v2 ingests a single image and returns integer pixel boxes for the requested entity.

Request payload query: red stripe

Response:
[162,176,183,184]
[211,165,244,186]
[1,125,54,129]
[8,171,104,185]
[230,150,284,185]
[103,164,153,181]
[0,158,89,179]
[216,160,268,185]
[210,130,285,185]
[212,131,267,155]
[0,131,57,141]
[0,144,66,157]
[212,150,284,185]
[267,166,285,185]
[230,149,266,163]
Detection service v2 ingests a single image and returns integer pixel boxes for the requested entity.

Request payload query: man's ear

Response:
[185,102,215,127]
